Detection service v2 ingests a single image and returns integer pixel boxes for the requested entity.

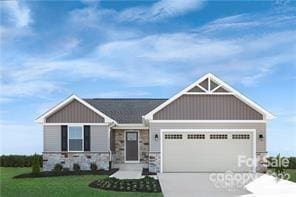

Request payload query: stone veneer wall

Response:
[43,152,109,171]
[256,152,268,173]
[139,130,149,163]
[149,152,160,173]
[113,129,149,163]
[149,152,268,173]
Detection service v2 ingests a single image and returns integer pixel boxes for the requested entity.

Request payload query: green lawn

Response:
[0,167,163,197]
[286,169,296,182]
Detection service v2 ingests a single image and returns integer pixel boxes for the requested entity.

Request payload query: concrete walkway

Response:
[110,170,143,179]
[158,173,252,197]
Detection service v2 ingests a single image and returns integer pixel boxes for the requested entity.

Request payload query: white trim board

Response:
[159,129,256,173]
[113,124,149,130]
[150,120,267,123]
[144,73,275,120]
[124,130,140,163]
[36,95,116,124]
[43,123,110,126]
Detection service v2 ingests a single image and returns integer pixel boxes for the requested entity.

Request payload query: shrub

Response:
[73,163,80,172]
[0,154,42,167]
[289,157,296,169]
[90,163,97,171]
[31,154,40,174]
[53,163,63,172]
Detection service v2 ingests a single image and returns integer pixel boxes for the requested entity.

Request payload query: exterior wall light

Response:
[259,134,264,140]
[154,134,159,141]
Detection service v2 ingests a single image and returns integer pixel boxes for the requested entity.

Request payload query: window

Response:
[210,134,228,139]
[164,134,182,139]
[127,133,137,141]
[232,134,250,139]
[187,134,205,139]
[68,126,83,151]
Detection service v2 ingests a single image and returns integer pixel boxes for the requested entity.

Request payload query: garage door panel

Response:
[162,132,253,172]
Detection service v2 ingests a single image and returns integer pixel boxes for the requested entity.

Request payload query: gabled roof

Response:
[144,73,275,120]
[36,95,116,123]
[84,98,167,123]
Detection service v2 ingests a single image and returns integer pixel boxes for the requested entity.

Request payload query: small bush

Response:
[53,163,63,172]
[73,163,80,172]
[90,163,97,171]
[89,176,161,192]
[31,154,40,174]
[289,157,296,169]
[0,154,42,167]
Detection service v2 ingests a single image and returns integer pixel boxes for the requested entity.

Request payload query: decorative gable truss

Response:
[187,76,230,94]
[144,73,275,120]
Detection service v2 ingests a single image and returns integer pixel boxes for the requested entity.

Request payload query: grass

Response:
[286,169,296,182]
[267,168,296,183]
[0,167,163,197]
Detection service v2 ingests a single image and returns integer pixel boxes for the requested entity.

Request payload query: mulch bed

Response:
[142,168,157,176]
[14,169,118,179]
[89,176,162,193]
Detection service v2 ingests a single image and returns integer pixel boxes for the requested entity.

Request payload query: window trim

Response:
[68,125,84,152]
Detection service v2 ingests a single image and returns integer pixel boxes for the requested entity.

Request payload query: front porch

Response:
[110,129,149,169]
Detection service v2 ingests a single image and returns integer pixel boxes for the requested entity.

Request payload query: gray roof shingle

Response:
[83,98,167,123]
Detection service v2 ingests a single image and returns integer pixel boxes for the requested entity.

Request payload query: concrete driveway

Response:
[158,173,253,197]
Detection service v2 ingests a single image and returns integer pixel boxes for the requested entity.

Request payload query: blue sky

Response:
[0,0,295,156]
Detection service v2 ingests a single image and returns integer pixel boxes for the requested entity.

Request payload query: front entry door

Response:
[125,131,138,162]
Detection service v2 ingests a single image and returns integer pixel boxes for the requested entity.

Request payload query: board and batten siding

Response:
[43,125,109,152]
[153,95,263,120]
[149,122,266,153]
[46,100,104,123]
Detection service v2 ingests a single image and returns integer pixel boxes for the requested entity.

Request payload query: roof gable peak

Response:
[144,73,275,120]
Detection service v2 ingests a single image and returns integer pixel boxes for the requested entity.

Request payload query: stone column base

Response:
[256,152,268,173]
[149,152,160,173]
[43,152,110,171]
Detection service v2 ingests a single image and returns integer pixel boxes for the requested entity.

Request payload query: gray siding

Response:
[43,125,109,152]
[44,125,61,152]
[46,100,104,123]
[154,95,263,120]
[149,122,266,153]
[90,125,109,152]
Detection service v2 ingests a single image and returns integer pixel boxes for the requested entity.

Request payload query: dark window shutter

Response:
[61,125,68,151]
[84,125,90,151]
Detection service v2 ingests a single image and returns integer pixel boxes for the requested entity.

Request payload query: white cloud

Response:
[119,0,204,22]
[0,1,33,41]
[198,13,296,34]
[2,28,295,100]
[1,9,296,101]
[1,1,32,27]
[71,0,204,24]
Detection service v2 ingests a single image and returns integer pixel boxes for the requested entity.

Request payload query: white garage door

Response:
[162,131,254,172]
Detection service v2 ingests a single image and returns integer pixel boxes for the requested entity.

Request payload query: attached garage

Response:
[161,130,255,173]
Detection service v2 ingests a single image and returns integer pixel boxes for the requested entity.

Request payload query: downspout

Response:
[107,122,116,162]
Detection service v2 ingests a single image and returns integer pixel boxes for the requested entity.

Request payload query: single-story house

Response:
[36,73,274,173]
